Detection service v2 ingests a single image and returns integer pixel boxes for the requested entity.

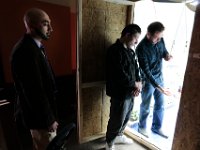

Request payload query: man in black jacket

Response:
[11,8,58,150]
[105,24,142,150]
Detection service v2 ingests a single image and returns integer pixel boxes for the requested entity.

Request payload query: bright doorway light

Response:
[126,0,195,150]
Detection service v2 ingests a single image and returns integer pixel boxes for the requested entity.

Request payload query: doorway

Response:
[125,1,195,150]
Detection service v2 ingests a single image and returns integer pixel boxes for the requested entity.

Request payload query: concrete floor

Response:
[60,92,180,150]
[126,93,180,150]
[66,135,149,150]
[63,96,180,150]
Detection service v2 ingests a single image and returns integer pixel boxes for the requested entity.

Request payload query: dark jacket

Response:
[11,34,57,129]
[136,36,169,87]
[106,39,141,99]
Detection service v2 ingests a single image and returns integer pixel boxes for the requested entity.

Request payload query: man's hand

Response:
[135,81,142,91]
[132,81,142,97]
[157,86,172,96]
[164,54,173,61]
[132,88,140,97]
[48,121,59,132]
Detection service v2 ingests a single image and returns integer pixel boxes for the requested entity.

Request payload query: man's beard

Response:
[35,28,50,40]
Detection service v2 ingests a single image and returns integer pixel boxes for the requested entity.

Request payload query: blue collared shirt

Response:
[136,36,169,87]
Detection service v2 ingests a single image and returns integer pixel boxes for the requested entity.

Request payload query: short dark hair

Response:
[121,24,141,37]
[147,21,165,36]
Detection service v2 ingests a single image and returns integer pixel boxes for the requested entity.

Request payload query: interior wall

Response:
[0,1,77,149]
[70,12,77,72]
[0,0,76,84]
[36,0,77,72]
[79,0,128,142]
[172,4,200,150]
[82,0,127,83]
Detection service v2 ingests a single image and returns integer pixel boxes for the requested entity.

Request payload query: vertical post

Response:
[172,4,200,150]
[126,5,135,25]
[77,0,82,144]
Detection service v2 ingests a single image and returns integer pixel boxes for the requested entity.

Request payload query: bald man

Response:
[11,8,58,150]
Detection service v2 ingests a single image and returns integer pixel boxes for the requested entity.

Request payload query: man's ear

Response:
[125,33,131,37]
[146,32,151,38]
[29,23,37,29]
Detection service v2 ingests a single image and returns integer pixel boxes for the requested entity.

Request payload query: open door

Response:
[124,1,196,150]
[172,4,200,150]
[77,0,130,143]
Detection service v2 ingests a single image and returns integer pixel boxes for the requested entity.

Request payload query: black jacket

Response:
[11,34,57,129]
[106,39,141,99]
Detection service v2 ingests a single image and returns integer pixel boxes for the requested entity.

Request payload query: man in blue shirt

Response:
[136,22,172,138]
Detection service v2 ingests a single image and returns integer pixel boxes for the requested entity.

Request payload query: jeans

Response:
[139,77,164,130]
[106,96,134,146]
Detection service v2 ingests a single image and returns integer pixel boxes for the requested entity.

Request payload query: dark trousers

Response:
[106,96,134,145]
[15,115,33,150]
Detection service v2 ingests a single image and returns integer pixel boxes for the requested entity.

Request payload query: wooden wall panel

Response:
[102,93,111,132]
[79,85,111,142]
[82,0,127,83]
[81,87,102,138]
[78,0,128,143]
[172,4,200,150]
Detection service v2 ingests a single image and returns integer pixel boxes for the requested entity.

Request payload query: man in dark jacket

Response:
[11,8,58,150]
[105,24,142,150]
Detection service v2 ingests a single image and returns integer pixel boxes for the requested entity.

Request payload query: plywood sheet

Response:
[82,0,127,83]
[80,86,110,141]
[78,0,127,143]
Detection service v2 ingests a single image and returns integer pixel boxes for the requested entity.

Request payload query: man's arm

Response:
[161,38,173,61]
[133,57,142,96]
[136,45,171,96]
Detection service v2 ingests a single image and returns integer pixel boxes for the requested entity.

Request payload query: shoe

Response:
[151,129,168,139]
[115,135,133,144]
[138,127,149,138]
[105,143,115,150]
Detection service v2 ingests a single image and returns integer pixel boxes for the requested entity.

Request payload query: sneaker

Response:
[151,129,168,139]
[138,127,149,138]
[105,143,115,150]
[115,135,133,144]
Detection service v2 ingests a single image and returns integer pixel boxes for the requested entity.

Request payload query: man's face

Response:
[148,31,163,44]
[34,13,53,40]
[126,33,141,48]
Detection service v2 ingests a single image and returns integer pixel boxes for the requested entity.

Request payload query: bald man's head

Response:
[24,8,45,29]
[23,8,53,40]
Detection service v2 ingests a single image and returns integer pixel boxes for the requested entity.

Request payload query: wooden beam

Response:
[126,5,134,25]
[125,127,160,150]
[103,0,135,5]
